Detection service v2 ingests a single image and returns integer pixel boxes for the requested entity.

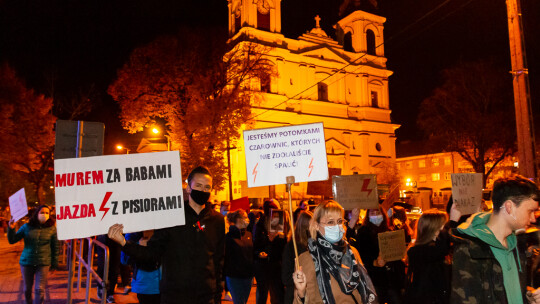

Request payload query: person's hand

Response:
[527,287,540,303]
[259,252,268,259]
[293,267,307,299]
[374,255,386,267]
[108,224,126,246]
[349,208,360,229]
[8,218,15,229]
[449,203,462,222]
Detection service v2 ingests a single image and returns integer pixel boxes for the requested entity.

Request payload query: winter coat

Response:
[122,204,225,304]
[8,223,59,268]
[224,225,253,278]
[293,247,376,304]
[450,218,528,304]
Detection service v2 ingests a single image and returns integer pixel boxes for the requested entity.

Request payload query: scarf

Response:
[308,233,378,304]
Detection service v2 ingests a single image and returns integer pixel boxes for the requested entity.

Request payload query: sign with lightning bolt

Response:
[332,174,379,210]
[243,122,328,188]
[54,151,184,240]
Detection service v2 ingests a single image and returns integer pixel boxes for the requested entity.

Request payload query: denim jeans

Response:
[226,277,253,304]
[21,265,49,304]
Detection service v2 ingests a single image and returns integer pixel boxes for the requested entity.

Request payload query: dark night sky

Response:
[1,0,539,153]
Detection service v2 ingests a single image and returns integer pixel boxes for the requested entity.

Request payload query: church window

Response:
[371,91,379,108]
[344,32,353,52]
[366,29,376,55]
[235,15,241,33]
[257,11,270,31]
[260,74,271,93]
[318,83,328,101]
[375,143,382,152]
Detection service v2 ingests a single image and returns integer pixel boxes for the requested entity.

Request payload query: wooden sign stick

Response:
[286,175,300,270]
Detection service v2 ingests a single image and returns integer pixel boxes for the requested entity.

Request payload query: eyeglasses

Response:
[320,219,344,226]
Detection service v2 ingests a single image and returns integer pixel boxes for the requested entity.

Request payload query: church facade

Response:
[224,0,399,201]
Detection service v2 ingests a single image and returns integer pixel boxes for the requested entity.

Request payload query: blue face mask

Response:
[369,215,384,226]
[323,224,344,243]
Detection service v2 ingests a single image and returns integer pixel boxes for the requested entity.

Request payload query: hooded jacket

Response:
[8,222,59,268]
[450,212,527,304]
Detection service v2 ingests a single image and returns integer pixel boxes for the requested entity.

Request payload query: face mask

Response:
[271,218,280,226]
[38,214,49,224]
[323,224,344,243]
[190,189,211,206]
[369,215,384,226]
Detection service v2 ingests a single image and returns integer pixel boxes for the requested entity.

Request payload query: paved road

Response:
[0,232,261,303]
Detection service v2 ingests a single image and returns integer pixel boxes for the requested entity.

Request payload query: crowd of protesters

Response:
[6,167,540,304]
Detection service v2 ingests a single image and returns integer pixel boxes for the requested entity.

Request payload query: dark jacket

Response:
[253,215,286,264]
[450,229,528,304]
[404,230,451,304]
[122,203,225,304]
[282,240,308,304]
[224,225,253,278]
[8,223,59,268]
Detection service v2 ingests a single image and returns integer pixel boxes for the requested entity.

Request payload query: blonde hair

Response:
[414,209,448,246]
[309,200,344,239]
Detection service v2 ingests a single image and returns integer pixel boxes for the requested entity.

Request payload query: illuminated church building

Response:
[224,0,399,201]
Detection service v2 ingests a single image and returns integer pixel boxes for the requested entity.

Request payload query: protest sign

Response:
[244,122,328,187]
[451,173,483,215]
[332,174,379,210]
[378,229,406,262]
[269,209,284,233]
[54,151,183,240]
[230,196,250,212]
[9,188,28,222]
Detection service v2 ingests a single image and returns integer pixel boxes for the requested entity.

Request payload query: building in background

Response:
[223,0,399,204]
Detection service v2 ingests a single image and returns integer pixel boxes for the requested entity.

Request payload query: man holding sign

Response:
[108,166,226,304]
[451,175,540,303]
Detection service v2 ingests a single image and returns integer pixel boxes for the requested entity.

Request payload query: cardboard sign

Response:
[54,151,183,240]
[269,209,284,233]
[230,196,250,212]
[332,174,379,210]
[244,122,328,187]
[451,173,483,215]
[378,229,406,262]
[9,188,28,222]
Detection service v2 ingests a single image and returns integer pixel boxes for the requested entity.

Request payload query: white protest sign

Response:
[54,151,183,240]
[378,229,406,262]
[9,188,28,222]
[332,174,379,210]
[451,173,483,215]
[244,122,328,187]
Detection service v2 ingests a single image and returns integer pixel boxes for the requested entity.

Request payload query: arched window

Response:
[366,29,376,55]
[344,32,353,52]
[260,73,271,93]
[235,15,241,33]
[318,83,328,101]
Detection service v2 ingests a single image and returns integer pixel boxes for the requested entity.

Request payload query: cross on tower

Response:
[314,15,321,28]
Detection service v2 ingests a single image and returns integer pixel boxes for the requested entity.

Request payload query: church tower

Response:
[228,0,282,36]
[224,2,399,201]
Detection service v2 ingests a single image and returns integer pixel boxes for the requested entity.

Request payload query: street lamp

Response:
[151,127,171,151]
[116,145,131,154]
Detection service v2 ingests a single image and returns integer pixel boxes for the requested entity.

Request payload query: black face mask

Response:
[190,189,211,206]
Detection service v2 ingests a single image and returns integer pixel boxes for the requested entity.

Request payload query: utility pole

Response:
[506,0,537,180]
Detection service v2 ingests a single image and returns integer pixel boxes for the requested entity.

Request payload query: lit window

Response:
[444,157,451,166]
[432,173,440,181]
[432,158,439,167]
[418,160,426,168]
[444,172,451,181]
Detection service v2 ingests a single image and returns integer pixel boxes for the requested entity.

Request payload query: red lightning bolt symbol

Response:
[99,192,113,221]
[308,158,314,177]
[361,179,373,196]
[253,163,259,183]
